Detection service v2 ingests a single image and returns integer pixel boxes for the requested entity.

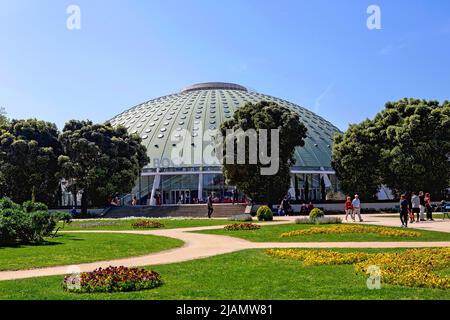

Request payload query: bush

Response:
[308,208,325,220]
[0,198,20,210]
[63,266,163,293]
[229,214,253,222]
[22,200,49,213]
[0,198,70,245]
[256,206,273,221]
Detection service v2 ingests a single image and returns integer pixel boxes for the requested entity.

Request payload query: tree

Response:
[0,107,8,128]
[332,98,450,199]
[220,101,307,207]
[58,120,149,214]
[0,119,63,204]
[332,121,383,199]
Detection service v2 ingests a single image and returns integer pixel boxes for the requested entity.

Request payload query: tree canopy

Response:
[0,107,8,128]
[0,119,63,204]
[220,101,307,207]
[58,120,149,213]
[332,98,450,199]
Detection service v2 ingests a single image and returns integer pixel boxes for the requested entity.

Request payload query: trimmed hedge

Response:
[256,206,273,221]
[309,208,325,220]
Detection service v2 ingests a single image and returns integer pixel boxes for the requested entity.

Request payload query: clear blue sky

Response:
[1,0,449,131]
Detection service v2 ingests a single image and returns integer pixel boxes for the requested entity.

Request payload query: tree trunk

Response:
[81,192,88,215]
[31,186,36,203]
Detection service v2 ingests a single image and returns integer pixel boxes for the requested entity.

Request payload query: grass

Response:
[0,233,183,271]
[0,249,448,300]
[58,218,241,231]
[196,223,450,242]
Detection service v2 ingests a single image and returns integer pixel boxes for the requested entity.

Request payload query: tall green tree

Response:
[220,101,307,207]
[0,119,63,204]
[58,120,149,214]
[332,98,450,199]
[0,107,8,128]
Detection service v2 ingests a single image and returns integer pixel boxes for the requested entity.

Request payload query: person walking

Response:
[352,194,363,222]
[400,194,409,228]
[344,196,355,222]
[411,192,420,223]
[419,191,426,221]
[425,193,434,221]
[207,193,214,219]
[131,195,138,206]
[233,188,239,204]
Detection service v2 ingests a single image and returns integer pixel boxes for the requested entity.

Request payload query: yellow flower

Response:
[266,248,450,290]
[280,225,421,238]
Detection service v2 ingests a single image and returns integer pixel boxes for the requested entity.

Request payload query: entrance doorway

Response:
[170,190,191,204]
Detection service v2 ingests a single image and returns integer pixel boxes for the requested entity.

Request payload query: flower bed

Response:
[295,217,342,225]
[281,225,421,238]
[224,223,261,231]
[266,249,370,266]
[131,220,165,229]
[266,248,450,290]
[63,266,163,293]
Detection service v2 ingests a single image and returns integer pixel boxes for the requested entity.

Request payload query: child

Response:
[344,196,354,222]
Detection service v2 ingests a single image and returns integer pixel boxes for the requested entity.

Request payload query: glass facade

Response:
[129,172,340,205]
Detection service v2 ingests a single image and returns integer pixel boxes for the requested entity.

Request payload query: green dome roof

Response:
[109,82,341,172]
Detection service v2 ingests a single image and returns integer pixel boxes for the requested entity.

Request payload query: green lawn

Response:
[0,249,448,300]
[197,223,450,242]
[58,218,239,231]
[0,233,183,271]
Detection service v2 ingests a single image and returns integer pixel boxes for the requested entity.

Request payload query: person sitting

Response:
[300,203,307,215]
[307,202,314,214]
[438,200,447,212]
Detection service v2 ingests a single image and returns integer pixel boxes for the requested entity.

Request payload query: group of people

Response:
[109,195,121,207]
[344,194,364,222]
[400,191,435,228]
[276,196,317,216]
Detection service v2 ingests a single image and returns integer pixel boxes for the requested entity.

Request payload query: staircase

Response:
[102,204,248,219]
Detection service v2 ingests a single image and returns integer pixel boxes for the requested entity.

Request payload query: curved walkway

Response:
[0,216,449,282]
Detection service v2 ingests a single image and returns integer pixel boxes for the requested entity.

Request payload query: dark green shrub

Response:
[0,208,32,243]
[22,201,49,213]
[0,198,70,245]
[309,208,325,220]
[0,198,20,210]
[256,206,274,221]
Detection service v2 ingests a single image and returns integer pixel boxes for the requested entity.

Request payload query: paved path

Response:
[0,216,449,281]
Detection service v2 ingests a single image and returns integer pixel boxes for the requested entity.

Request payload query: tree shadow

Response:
[0,234,85,249]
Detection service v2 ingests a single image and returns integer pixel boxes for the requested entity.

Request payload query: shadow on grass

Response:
[0,234,85,249]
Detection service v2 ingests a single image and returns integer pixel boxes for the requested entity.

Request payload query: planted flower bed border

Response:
[131,220,165,229]
[63,266,163,293]
[224,223,261,231]
[266,248,450,290]
[281,225,421,238]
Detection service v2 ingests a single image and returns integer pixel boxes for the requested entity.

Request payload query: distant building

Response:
[109,82,342,205]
